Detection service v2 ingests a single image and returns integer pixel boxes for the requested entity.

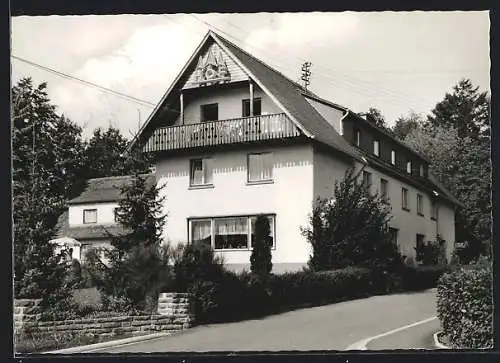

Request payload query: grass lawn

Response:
[15,331,151,354]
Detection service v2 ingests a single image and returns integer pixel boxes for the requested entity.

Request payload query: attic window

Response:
[355,129,361,147]
[391,150,396,165]
[419,164,425,177]
[201,103,218,122]
[242,98,262,117]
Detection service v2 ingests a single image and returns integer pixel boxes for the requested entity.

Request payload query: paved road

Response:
[91,289,440,353]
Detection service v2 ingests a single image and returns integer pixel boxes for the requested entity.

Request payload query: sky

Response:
[11,11,490,140]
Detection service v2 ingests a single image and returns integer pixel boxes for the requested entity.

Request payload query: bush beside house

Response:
[436,258,493,349]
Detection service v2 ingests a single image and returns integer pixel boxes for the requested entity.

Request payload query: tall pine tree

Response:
[91,172,167,312]
[12,78,84,306]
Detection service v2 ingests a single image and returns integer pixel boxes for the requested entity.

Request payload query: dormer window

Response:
[406,160,412,174]
[419,164,424,177]
[355,129,361,147]
[391,150,396,165]
[373,140,380,156]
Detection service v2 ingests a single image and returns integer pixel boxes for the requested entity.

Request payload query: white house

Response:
[59,30,461,273]
[122,30,463,273]
[52,174,155,262]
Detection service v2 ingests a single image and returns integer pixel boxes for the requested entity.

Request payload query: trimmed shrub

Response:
[250,215,273,278]
[172,243,225,292]
[436,259,493,349]
[400,264,451,292]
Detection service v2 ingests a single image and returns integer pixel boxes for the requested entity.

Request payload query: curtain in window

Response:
[249,153,272,182]
[214,217,248,249]
[191,159,204,185]
[192,220,212,248]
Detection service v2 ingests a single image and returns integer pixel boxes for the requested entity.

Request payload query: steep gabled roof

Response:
[128,31,363,162]
[68,174,155,205]
[54,211,130,241]
[213,33,363,161]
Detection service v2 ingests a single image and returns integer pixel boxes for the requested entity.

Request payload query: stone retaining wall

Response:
[14,293,194,340]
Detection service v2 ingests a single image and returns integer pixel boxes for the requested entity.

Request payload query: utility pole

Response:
[301,61,312,90]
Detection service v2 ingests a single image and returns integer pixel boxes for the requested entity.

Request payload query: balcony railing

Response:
[143,113,301,152]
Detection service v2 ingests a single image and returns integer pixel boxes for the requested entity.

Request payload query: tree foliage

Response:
[301,168,404,272]
[364,107,387,129]
[250,215,273,278]
[12,78,85,305]
[82,126,151,179]
[392,110,423,140]
[427,78,490,139]
[404,79,491,259]
[87,173,167,312]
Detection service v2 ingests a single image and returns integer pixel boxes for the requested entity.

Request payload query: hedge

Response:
[436,259,493,349]
[188,265,447,324]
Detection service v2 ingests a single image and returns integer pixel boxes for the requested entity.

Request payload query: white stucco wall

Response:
[306,98,345,135]
[156,144,314,269]
[436,202,456,262]
[312,153,456,263]
[68,202,119,226]
[175,84,282,125]
[313,148,354,200]
[352,161,455,262]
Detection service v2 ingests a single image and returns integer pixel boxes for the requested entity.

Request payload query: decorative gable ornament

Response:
[193,43,231,86]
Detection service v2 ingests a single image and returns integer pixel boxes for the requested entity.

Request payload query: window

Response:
[362,171,372,190]
[419,164,425,178]
[242,98,262,117]
[380,178,389,201]
[215,217,249,249]
[431,200,438,220]
[389,227,399,247]
[248,153,273,183]
[189,158,214,186]
[417,194,424,216]
[373,140,380,156]
[416,234,425,263]
[355,129,361,147]
[406,160,412,174]
[189,215,275,250]
[402,187,409,210]
[83,209,97,224]
[391,150,396,165]
[200,103,218,122]
[114,208,119,223]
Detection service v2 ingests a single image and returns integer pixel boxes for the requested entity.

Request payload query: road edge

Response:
[433,331,451,349]
[345,316,437,350]
[43,332,173,354]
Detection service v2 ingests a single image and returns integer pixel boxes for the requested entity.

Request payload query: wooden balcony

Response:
[143,113,301,152]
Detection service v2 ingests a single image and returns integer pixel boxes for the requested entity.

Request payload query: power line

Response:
[197,15,435,109]
[12,55,157,108]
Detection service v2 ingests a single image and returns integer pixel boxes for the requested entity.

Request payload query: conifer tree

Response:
[250,215,273,278]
